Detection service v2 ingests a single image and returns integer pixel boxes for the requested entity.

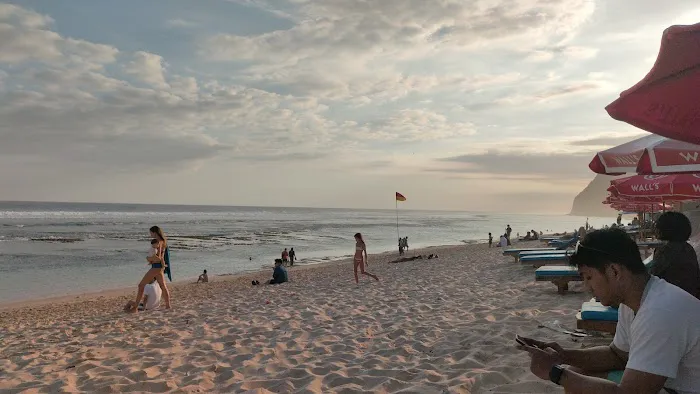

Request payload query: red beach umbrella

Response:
[609,174,700,200]
[637,137,700,174]
[589,134,700,175]
[605,23,700,145]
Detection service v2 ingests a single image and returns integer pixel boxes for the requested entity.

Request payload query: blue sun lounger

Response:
[521,254,570,267]
[535,265,581,294]
[503,247,556,261]
[519,250,573,257]
[576,299,618,334]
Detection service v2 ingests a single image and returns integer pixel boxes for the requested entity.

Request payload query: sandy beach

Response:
[0,241,609,393]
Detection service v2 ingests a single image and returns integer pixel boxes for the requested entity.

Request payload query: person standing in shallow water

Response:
[354,233,379,284]
[131,226,171,311]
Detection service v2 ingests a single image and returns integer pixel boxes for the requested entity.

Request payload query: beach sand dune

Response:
[0,242,604,393]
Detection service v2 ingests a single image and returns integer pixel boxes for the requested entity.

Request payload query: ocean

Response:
[0,201,612,303]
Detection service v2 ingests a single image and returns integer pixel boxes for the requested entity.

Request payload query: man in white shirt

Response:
[125,279,161,312]
[142,279,162,310]
[518,228,700,393]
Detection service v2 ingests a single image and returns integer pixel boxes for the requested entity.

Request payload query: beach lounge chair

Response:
[521,254,570,267]
[519,250,572,257]
[502,247,556,261]
[535,266,581,294]
[547,239,572,247]
[575,299,618,334]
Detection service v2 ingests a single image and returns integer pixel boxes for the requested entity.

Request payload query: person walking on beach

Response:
[488,233,493,248]
[354,233,379,284]
[289,248,296,266]
[130,226,171,311]
[506,225,512,246]
[281,248,289,265]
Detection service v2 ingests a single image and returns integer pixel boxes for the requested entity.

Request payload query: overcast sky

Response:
[0,1,698,213]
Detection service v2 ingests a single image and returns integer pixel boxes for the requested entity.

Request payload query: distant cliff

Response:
[569,174,618,217]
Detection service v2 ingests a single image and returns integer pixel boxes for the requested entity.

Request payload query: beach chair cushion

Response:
[535,266,579,277]
[519,250,570,257]
[580,301,619,321]
[521,254,568,262]
[503,247,556,256]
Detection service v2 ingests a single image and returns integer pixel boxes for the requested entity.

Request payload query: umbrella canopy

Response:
[589,134,664,175]
[609,174,700,200]
[605,23,700,145]
[589,134,700,175]
[637,137,700,174]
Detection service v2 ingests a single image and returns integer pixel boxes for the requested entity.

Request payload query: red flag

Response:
[395,192,406,201]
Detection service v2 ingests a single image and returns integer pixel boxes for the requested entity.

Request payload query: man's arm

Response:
[561,344,628,372]
[560,367,667,394]
[519,337,627,372]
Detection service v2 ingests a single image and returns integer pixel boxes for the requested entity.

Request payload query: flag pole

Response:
[396,198,400,241]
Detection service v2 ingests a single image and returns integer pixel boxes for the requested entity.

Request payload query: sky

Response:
[0,1,699,213]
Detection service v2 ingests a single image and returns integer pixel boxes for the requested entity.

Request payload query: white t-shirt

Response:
[499,236,508,247]
[143,283,162,310]
[613,276,700,393]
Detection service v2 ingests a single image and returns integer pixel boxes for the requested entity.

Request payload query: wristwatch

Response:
[549,364,565,385]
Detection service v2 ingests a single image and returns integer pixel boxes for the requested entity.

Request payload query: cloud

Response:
[123,51,169,88]
[0,4,117,68]
[436,150,593,179]
[496,82,601,105]
[202,0,596,100]
[568,134,649,147]
[166,18,197,28]
[524,45,599,62]
[205,0,595,62]
[350,109,476,142]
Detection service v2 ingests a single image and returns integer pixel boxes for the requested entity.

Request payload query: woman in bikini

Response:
[353,232,379,284]
[130,226,171,311]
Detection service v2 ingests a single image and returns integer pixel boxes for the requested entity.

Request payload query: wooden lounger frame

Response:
[535,275,581,294]
[575,312,616,334]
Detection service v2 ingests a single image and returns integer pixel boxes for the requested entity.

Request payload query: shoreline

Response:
[0,243,458,312]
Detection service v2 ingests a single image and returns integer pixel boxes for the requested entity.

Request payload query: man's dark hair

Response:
[655,211,692,242]
[204,269,207,274]
[569,228,646,274]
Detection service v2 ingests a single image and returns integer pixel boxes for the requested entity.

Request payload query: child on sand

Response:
[488,233,493,248]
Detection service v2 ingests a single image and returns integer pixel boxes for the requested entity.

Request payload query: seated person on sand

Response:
[124,279,162,312]
[518,228,700,393]
[269,259,288,284]
[252,260,288,285]
[497,234,508,247]
[523,231,532,240]
[197,269,209,283]
[648,212,700,300]
[531,230,539,240]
